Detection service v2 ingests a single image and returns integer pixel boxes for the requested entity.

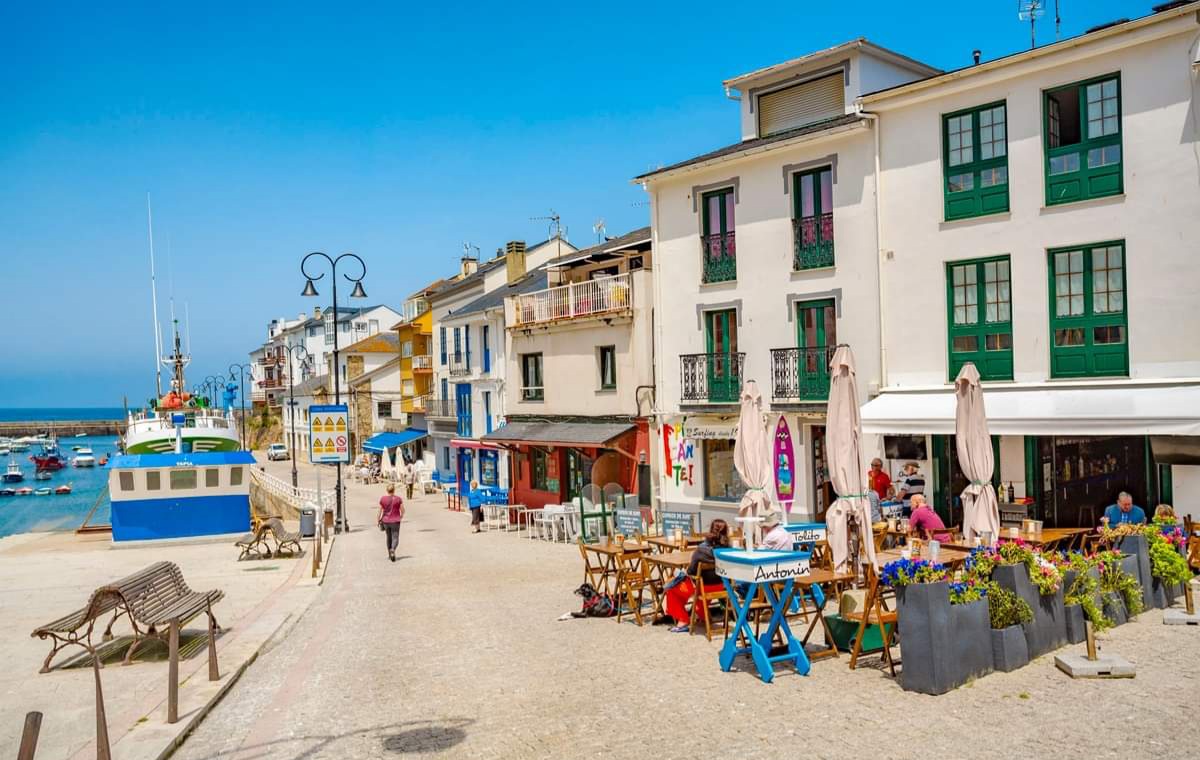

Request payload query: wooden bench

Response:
[30,578,130,673]
[118,562,225,665]
[265,517,303,556]
[235,521,273,560]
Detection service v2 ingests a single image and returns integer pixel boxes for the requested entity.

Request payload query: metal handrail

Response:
[511,272,632,327]
[679,352,745,403]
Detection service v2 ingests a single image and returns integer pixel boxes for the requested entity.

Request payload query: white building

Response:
[858,4,1200,526]
[637,40,937,525]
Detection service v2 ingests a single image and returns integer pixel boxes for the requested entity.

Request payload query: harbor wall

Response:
[249,479,302,521]
[0,420,125,438]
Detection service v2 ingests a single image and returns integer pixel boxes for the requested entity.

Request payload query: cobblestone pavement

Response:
[174,461,1200,760]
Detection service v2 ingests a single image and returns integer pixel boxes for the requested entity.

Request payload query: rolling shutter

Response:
[758,73,845,137]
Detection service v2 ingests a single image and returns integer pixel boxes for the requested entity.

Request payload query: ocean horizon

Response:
[0,407,127,422]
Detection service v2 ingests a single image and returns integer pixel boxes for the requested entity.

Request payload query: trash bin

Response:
[300,507,316,538]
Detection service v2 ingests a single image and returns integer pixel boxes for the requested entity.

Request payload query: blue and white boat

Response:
[4,458,24,483]
[106,451,255,541]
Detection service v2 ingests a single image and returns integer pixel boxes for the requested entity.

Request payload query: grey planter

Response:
[991,563,1067,659]
[991,624,1030,672]
[1064,604,1087,644]
[1102,594,1128,626]
[896,582,993,695]
[1151,577,1186,609]
[1115,535,1155,612]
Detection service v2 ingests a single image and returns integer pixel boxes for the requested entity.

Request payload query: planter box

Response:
[896,582,993,695]
[1064,604,1087,644]
[991,624,1030,672]
[1115,535,1155,612]
[1151,577,1186,609]
[991,563,1067,659]
[1103,594,1128,626]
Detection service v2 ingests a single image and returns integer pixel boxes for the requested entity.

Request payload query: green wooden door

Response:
[705,309,739,403]
[796,299,835,400]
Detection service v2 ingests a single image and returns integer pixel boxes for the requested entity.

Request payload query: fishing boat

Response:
[9,440,28,452]
[14,487,32,496]
[4,458,24,483]
[34,487,52,496]
[0,441,10,456]
[34,470,51,481]
[71,445,83,452]
[72,448,97,467]
[0,488,14,497]
[31,440,67,471]
[55,484,72,495]
[74,433,87,438]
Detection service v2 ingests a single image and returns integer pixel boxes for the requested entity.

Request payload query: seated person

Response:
[760,510,793,551]
[908,494,950,542]
[1102,492,1147,526]
[868,489,883,528]
[1153,503,1178,525]
[664,519,730,633]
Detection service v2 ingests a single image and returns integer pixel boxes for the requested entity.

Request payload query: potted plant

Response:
[1096,549,1144,624]
[1147,525,1191,608]
[1061,554,1109,643]
[1106,525,1157,612]
[989,541,1067,658]
[988,584,1033,671]
[883,559,993,695]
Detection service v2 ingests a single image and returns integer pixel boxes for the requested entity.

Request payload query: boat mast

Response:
[147,194,164,397]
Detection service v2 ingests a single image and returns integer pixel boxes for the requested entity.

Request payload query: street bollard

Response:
[167,620,179,724]
[94,655,111,760]
[17,711,42,760]
[1084,620,1098,661]
[207,604,219,682]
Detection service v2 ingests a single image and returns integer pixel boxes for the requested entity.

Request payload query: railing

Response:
[771,346,835,402]
[412,354,432,370]
[250,467,336,511]
[426,397,455,419]
[449,356,471,376]
[793,213,835,270]
[680,352,745,404]
[701,232,736,283]
[510,272,633,327]
[258,377,286,389]
[411,392,432,412]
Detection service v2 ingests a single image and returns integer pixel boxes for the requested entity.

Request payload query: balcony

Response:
[770,346,835,403]
[449,355,471,377]
[510,272,633,328]
[793,213,834,270]
[426,397,456,419]
[680,352,745,404]
[701,232,736,283]
[258,377,286,390]
[412,354,433,371]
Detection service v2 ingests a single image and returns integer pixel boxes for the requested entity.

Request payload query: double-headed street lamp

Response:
[228,362,251,449]
[300,252,367,534]
[282,343,313,489]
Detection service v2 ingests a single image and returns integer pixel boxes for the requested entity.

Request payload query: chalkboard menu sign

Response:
[614,509,644,536]
[661,511,697,535]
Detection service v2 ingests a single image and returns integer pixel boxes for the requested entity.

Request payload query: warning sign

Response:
[308,404,350,464]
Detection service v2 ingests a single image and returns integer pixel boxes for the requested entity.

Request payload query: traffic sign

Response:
[309,404,350,464]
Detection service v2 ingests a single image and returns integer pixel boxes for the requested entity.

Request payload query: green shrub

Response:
[988,584,1033,630]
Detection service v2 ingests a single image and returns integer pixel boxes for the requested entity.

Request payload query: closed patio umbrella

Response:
[955,363,1000,544]
[734,380,778,547]
[825,346,876,573]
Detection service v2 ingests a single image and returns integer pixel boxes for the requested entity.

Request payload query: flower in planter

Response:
[1030,555,1063,596]
[1096,549,1144,616]
[949,578,989,605]
[965,546,999,580]
[881,558,947,588]
[988,584,1033,629]
[1063,560,1111,632]
[1146,529,1191,586]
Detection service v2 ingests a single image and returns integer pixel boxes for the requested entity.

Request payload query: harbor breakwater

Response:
[0,419,126,438]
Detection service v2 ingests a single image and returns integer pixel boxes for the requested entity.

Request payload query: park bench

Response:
[235,521,273,560]
[265,517,303,556]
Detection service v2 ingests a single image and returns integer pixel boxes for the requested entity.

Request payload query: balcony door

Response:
[796,299,836,400]
[455,383,472,437]
[705,309,739,403]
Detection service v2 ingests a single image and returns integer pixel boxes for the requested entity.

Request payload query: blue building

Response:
[107,452,255,541]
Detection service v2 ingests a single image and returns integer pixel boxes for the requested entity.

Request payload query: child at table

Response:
[664,519,730,633]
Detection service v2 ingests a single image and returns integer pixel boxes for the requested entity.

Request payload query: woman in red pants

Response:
[664,519,731,633]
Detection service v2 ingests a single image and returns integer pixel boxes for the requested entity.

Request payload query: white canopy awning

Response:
[861,384,1200,437]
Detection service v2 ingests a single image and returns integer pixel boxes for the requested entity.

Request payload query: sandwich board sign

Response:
[309,404,350,464]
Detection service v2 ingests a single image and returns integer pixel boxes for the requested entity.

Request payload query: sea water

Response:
[0,435,120,538]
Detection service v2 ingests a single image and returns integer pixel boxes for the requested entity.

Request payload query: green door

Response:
[705,309,739,403]
[796,299,835,400]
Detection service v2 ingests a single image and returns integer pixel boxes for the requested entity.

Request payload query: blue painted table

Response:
[713,548,813,683]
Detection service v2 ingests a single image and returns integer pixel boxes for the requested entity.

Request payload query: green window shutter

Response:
[1047,241,1129,377]
[945,256,1013,381]
[943,102,1010,220]
[1044,74,1123,205]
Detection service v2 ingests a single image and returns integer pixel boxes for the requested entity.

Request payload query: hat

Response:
[761,509,782,528]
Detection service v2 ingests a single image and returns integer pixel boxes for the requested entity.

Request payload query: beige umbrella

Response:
[955,363,1000,544]
[824,346,876,573]
[734,379,778,548]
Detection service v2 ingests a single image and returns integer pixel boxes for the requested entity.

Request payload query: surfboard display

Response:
[773,415,795,512]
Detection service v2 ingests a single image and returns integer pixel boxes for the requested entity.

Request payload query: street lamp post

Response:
[282,344,312,489]
[228,363,251,450]
[300,252,367,534]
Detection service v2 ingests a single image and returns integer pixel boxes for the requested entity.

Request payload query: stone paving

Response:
[173,460,1200,760]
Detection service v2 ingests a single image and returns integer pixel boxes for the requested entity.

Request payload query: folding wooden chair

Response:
[844,563,899,676]
[687,562,730,642]
[577,539,611,596]
[614,548,658,626]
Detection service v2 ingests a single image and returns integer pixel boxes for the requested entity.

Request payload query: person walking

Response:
[402,459,415,500]
[468,480,483,533]
[377,484,405,562]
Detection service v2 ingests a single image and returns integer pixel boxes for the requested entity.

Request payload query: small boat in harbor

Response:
[74,433,87,438]
[0,442,10,456]
[14,487,32,496]
[4,458,25,483]
[98,454,109,466]
[34,470,51,481]
[55,484,72,495]
[34,487,52,496]
[0,488,14,497]
[72,448,97,467]
[31,442,67,471]
[9,440,28,452]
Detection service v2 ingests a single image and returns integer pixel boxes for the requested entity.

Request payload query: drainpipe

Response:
[857,105,888,393]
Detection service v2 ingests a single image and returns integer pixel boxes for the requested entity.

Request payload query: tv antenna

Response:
[592,217,606,242]
[531,209,564,241]
[1018,0,1044,49]
[462,242,480,260]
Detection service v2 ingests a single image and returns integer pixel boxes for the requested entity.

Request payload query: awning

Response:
[362,429,428,453]
[861,384,1200,437]
[450,438,503,451]
[480,420,636,448]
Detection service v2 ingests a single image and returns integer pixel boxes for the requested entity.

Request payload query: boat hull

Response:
[125,435,241,455]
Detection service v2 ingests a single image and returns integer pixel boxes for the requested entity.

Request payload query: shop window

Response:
[703,439,748,502]
[945,256,1013,381]
[170,469,198,490]
[146,471,161,491]
[1044,75,1122,205]
[205,468,219,487]
[531,448,549,491]
[943,102,1010,220]
[119,471,134,491]
[1048,242,1128,377]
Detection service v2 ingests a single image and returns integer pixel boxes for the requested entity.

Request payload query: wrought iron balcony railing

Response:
[701,232,736,283]
[448,355,471,377]
[426,397,456,419]
[680,352,745,404]
[793,213,835,270]
[770,346,835,402]
[412,354,433,371]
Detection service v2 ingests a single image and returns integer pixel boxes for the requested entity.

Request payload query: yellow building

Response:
[395,282,439,416]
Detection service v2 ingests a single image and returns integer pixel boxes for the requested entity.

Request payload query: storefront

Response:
[861,384,1200,528]
[362,429,428,478]
[449,438,507,493]
[481,418,649,511]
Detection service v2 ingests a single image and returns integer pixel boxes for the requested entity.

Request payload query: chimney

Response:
[313,306,323,320]
[972,49,981,65]
[505,240,527,285]
[460,250,478,278]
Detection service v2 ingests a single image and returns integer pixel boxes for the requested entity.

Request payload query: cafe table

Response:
[580,540,651,596]
[714,547,813,683]
[875,545,972,569]
[645,534,704,553]
[1002,527,1093,551]
[642,550,692,588]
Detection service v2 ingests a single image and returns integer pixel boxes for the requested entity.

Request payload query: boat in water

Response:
[34,487,51,496]
[72,448,97,467]
[4,458,24,483]
[9,440,29,452]
[55,484,72,495]
[31,440,67,471]
[34,470,51,481]
[0,488,14,497]
[14,487,32,496]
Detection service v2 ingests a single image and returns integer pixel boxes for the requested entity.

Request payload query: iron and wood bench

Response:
[235,521,273,560]
[119,562,224,665]
[30,576,132,673]
[265,517,303,556]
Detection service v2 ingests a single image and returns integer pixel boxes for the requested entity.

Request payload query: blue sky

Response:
[0,0,1145,406]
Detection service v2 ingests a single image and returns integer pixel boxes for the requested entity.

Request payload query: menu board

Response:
[661,511,697,535]
[614,509,644,536]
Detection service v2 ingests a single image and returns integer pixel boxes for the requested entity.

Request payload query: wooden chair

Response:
[923,525,960,542]
[614,548,658,627]
[577,539,611,597]
[844,563,899,676]
[688,562,730,642]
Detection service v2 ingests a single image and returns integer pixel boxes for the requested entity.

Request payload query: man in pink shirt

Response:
[907,495,950,542]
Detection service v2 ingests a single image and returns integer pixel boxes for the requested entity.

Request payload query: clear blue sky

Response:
[0,0,1145,406]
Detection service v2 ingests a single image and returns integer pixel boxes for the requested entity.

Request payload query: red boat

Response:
[55,484,72,495]
[31,443,67,472]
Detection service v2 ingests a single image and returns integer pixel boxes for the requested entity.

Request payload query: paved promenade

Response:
[172,459,1200,760]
